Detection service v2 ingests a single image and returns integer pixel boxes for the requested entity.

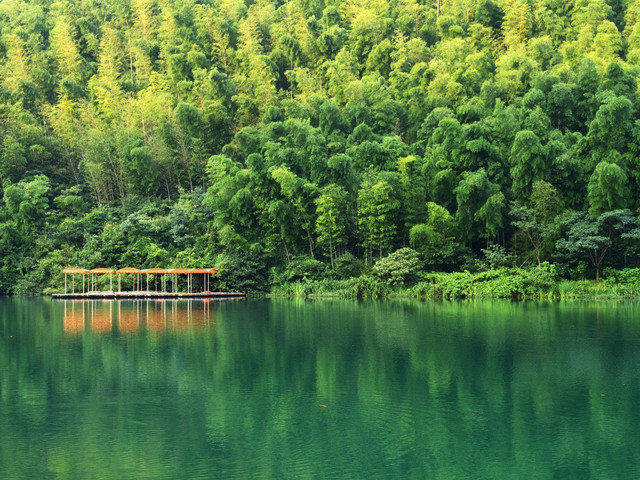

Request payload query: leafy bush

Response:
[284,256,329,282]
[349,275,390,299]
[333,252,363,279]
[557,279,640,299]
[270,278,354,298]
[602,268,640,285]
[413,267,557,299]
[481,244,515,269]
[217,250,269,293]
[372,248,422,286]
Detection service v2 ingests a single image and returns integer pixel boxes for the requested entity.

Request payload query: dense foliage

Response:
[1,0,640,293]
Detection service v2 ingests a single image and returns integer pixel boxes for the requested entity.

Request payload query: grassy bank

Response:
[270,268,640,300]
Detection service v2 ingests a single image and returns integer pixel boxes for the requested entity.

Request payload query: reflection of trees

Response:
[3,299,640,478]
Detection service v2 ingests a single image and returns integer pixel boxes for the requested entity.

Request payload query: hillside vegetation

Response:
[1,0,640,293]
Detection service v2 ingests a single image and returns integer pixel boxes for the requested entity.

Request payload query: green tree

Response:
[410,202,458,270]
[124,146,159,197]
[556,209,639,282]
[586,94,632,167]
[0,135,27,181]
[511,180,564,267]
[475,192,506,248]
[315,184,349,268]
[455,168,502,245]
[587,160,629,215]
[3,175,50,236]
[358,179,400,263]
[510,130,548,202]
[271,165,319,258]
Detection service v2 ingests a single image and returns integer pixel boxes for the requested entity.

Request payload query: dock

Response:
[52,291,245,299]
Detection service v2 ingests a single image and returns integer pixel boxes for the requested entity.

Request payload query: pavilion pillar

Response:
[72,275,75,294]
[65,274,67,294]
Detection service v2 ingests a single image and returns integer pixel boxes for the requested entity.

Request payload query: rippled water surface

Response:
[2,298,640,479]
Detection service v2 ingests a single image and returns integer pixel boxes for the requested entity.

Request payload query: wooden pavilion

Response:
[56,266,237,299]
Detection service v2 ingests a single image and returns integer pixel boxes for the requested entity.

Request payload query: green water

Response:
[1,298,640,479]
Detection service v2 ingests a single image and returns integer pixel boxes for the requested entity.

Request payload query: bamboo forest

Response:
[2,0,640,296]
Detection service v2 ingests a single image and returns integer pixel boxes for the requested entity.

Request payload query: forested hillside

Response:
[2,0,640,293]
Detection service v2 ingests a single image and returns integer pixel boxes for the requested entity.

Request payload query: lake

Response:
[1,298,640,479]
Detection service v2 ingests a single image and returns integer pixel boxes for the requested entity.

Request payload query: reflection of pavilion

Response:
[63,301,114,334]
[63,300,215,334]
[63,302,85,334]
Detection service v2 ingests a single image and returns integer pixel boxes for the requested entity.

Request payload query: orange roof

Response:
[189,268,211,274]
[117,268,141,274]
[89,268,115,274]
[140,268,169,274]
[167,268,191,274]
[65,266,215,274]
[63,268,90,274]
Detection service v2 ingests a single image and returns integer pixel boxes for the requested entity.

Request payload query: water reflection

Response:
[62,300,215,334]
[4,299,640,479]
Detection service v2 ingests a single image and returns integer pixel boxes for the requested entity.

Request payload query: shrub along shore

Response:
[269,266,640,301]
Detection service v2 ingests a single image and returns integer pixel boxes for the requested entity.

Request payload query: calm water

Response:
[1,298,640,479]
